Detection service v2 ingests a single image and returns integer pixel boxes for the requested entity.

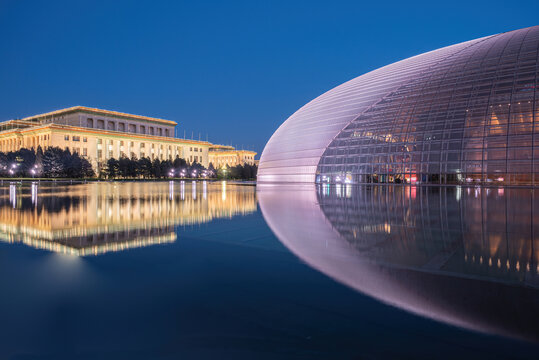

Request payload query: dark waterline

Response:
[0,181,537,359]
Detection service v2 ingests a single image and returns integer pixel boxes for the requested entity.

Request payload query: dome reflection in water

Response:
[258,184,539,342]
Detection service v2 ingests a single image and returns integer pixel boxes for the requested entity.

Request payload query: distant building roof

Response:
[209,144,236,151]
[209,144,256,155]
[22,106,177,126]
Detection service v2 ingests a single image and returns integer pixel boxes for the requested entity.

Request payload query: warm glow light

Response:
[0,182,256,256]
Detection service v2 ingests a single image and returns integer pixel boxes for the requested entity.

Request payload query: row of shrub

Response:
[0,146,257,180]
[0,146,93,178]
[102,156,257,180]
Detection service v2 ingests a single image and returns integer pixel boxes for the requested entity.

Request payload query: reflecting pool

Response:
[0,181,537,359]
[259,184,539,343]
[0,181,256,256]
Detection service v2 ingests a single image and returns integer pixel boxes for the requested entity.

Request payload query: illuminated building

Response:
[208,144,257,169]
[0,181,257,256]
[259,25,539,185]
[0,106,213,170]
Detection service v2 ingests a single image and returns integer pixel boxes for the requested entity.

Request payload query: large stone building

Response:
[208,144,257,169]
[0,106,220,171]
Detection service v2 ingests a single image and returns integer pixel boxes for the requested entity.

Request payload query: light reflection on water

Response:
[0,180,538,353]
[258,184,539,342]
[0,181,257,256]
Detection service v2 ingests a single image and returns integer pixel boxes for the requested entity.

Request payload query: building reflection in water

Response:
[0,181,257,256]
[258,184,539,342]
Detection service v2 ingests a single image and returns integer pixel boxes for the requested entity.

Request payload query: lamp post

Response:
[9,163,17,178]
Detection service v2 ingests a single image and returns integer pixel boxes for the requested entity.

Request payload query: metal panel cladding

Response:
[258,26,539,185]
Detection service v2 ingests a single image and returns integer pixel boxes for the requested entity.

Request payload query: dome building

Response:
[258,25,539,185]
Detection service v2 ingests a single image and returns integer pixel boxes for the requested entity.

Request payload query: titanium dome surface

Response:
[258,26,539,185]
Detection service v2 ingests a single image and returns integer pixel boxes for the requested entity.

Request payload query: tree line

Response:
[215,164,258,180]
[102,156,209,179]
[0,146,257,180]
[0,146,93,178]
[102,156,258,180]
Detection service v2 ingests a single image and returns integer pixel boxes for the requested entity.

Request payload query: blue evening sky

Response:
[0,0,537,155]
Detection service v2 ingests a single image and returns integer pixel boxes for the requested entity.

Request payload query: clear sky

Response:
[0,0,537,155]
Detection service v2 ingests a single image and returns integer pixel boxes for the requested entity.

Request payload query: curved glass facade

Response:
[258,26,539,185]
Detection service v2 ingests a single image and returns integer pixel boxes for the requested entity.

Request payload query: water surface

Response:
[0,181,537,359]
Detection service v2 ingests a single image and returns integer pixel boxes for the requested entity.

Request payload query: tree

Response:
[35,146,44,176]
[151,158,163,178]
[207,162,216,178]
[118,156,131,178]
[188,160,204,178]
[106,158,119,179]
[18,148,36,176]
[42,147,65,177]
[81,157,94,178]
[127,156,139,178]
[173,156,187,169]
[139,157,152,179]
